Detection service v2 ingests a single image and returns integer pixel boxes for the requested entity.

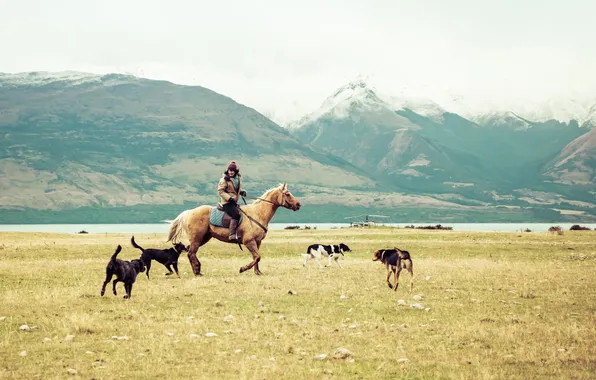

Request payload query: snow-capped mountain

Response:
[287,80,389,128]
[287,79,446,129]
[288,76,592,210]
[287,78,596,129]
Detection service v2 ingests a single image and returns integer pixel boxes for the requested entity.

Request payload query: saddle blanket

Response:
[209,207,243,228]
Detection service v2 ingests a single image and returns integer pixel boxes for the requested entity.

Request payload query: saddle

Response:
[209,203,243,228]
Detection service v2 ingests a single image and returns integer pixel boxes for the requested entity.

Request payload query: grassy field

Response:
[0,228,595,379]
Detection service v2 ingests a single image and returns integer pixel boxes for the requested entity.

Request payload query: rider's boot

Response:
[229,219,239,243]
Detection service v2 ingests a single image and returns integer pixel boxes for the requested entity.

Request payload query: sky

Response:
[1,0,596,124]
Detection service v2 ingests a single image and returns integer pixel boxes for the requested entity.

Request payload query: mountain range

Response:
[0,71,594,223]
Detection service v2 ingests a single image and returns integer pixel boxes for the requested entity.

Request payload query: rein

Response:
[242,196,276,205]
[234,192,286,235]
[237,206,268,234]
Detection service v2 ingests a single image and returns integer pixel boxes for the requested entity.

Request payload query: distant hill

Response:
[0,72,594,223]
[544,127,596,185]
[0,72,385,219]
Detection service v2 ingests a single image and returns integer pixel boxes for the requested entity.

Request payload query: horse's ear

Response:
[281,183,287,191]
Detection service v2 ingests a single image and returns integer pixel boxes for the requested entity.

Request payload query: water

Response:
[0,223,593,234]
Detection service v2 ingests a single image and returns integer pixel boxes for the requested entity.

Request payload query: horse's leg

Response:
[187,233,211,276]
[240,240,260,274]
[253,240,263,275]
[187,240,202,276]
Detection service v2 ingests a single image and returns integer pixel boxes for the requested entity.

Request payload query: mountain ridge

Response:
[1,71,594,223]
[288,79,595,221]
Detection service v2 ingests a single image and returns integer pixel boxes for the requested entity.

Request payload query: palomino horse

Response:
[167,183,301,276]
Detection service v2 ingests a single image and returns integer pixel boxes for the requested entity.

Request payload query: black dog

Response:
[372,247,414,292]
[100,245,145,299]
[131,236,188,280]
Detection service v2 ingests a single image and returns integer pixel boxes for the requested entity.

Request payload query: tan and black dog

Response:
[372,247,414,292]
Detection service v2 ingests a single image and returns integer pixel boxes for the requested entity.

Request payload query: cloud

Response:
[1,0,595,124]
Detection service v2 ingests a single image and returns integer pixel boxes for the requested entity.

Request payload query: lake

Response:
[0,223,593,234]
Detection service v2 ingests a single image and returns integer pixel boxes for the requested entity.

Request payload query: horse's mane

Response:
[252,183,284,204]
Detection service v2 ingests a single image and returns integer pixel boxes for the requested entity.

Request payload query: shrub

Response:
[570,225,591,231]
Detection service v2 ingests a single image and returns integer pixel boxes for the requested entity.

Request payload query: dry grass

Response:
[1,228,595,379]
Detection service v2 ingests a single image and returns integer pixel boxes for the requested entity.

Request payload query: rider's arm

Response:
[218,178,232,202]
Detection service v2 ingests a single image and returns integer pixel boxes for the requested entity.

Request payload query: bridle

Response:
[242,191,289,208]
[236,190,291,235]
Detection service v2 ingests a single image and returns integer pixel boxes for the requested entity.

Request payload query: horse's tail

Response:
[167,210,190,244]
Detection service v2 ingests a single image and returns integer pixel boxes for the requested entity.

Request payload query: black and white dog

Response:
[302,243,352,268]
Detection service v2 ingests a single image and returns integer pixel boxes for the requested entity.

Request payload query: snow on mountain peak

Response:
[289,78,447,128]
[0,71,103,87]
[471,111,532,130]
[511,98,594,125]
[287,79,387,128]
[380,91,446,122]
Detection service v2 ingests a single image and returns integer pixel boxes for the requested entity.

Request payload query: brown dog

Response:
[372,247,414,292]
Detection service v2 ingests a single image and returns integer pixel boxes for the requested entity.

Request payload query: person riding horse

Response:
[217,161,246,243]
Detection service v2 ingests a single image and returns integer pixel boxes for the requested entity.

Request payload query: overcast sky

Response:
[2,0,595,124]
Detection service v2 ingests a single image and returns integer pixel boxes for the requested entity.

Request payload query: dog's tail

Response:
[110,245,122,263]
[394,247,411,266]
[130,236,144,252]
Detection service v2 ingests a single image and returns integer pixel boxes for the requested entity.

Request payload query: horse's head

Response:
[275,183,301,211]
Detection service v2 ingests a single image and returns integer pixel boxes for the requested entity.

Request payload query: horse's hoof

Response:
[239,267,247,273]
